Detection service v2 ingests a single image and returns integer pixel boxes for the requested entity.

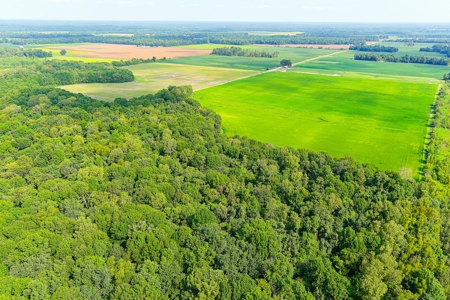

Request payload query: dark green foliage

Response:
[112,57,157,67]
[354,53,450,65]
[211,47,279,58]
[420,44,450,58]
[0,47,53,58]
[280,59,292,67]
[0,57,134,97]
[350,44,399,52]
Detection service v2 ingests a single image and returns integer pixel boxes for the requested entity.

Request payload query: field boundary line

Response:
[196,51,346,92]
[420,83,442,180]
[292,51,347,67]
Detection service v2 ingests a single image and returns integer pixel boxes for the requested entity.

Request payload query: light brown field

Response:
[45,43,211,60]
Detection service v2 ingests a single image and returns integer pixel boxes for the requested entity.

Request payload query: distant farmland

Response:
[293,50,450,79]
[31,43,210,61]
[195,72,438,176]
[168,46,333,71]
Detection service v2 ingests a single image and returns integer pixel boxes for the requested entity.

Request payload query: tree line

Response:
[4,32,372,47]
[211,46,279,58]
[354,53,450,65]
[391,38,450,44]
[111,57,157,67]
[420,44,450,58]
[0,47,53,58]
[349,44,399,52]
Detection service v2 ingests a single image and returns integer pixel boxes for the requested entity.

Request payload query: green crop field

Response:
[62,63,257,101]
[194,72,438,177]
[378,42,447,58]
[293,51,450,79]
[168,45,332,71]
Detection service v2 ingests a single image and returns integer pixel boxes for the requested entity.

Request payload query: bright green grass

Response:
[194,72,438,176]
[166,46,334,71]
[61,63,257,102]
[293,51,450,79]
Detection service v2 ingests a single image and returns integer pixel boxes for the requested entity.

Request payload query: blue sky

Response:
[1,0,450,22]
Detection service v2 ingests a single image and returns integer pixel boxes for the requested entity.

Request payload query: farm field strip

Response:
[194,72,438,177]
[61,63,258,102]
[29,43,211,60]
[168,45,334,71]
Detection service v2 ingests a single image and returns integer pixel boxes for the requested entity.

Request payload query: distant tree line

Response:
[349,44,399,52]
[391,38,450,44]
[354,53,450,65]
[211,46,279,58]
[420,44,450,58]
[4,32,373,47]
[0,47,53,58]
[111,57,157,67]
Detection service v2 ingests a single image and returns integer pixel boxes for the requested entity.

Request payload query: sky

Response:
[1,0,450,22]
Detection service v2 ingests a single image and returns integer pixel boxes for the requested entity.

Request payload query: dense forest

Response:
[349,44,399,52]
[354,53,450,65]
[211,47,279,58]
[420,45,450,58]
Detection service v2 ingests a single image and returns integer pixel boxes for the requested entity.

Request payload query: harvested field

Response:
[61,63,257,102]
[40,43,211,60]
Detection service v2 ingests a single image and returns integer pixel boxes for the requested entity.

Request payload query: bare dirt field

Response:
[46,44,211,60]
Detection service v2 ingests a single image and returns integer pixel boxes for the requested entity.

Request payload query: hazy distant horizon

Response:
[2,0,450,23]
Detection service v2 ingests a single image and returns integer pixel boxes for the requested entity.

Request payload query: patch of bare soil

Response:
[50,44,211,59]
